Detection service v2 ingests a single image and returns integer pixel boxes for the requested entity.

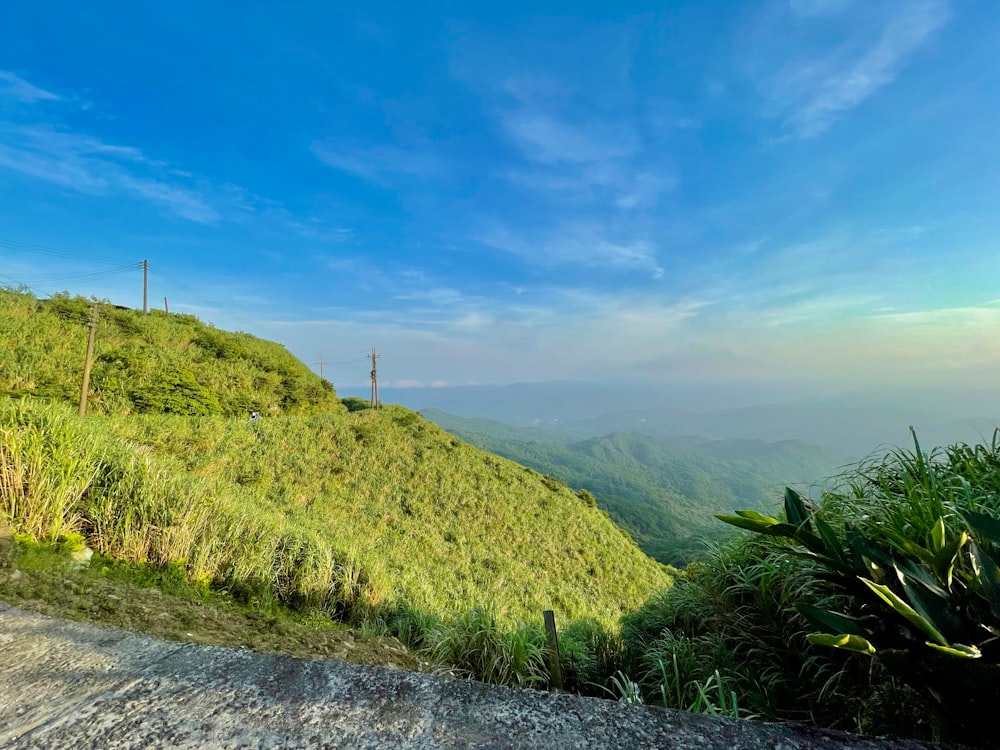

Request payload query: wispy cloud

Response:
[0,70,226,224]
[312,140,444,184]
[0,124,219,223]
[494,77,677,209]
[481,222,665,278]
[751,0,951,137]
[500,111,635,165]
[788,0,853,18]
[0,71,60,104]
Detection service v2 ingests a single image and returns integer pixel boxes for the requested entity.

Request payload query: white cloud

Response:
[501,111,635,165]
[0,124,218,223]
[754,0,951,137]
[480,223,665,278]
[0,71,60,103]
[312,141,444,183]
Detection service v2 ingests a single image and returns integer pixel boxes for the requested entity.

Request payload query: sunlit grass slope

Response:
[0,288,340,416]
[1,400,671,625]
[0,285,672,626]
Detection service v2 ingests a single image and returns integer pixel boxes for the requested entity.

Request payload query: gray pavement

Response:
[0,602,946,749]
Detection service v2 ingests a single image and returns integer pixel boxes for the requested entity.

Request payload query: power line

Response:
[0,236,132,265]
[4,241,371,380]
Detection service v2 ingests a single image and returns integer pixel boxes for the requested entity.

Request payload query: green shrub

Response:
[715,431,1000,744]
[340,397,371,412]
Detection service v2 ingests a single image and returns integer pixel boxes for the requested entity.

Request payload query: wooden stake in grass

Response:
[543,609,564,691]
[78,303,99,416]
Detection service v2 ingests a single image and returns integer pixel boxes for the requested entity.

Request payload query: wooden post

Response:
[78,303,99,416]
[142,259,149,315]
[164,296,169,314]
[543,609,564,691]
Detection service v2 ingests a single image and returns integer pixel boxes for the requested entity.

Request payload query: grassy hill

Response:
[0,288,671,629]
[0,288,339,416]
[421,409,847,565]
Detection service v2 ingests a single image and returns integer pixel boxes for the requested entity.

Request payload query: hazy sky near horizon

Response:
[2,1,998,394]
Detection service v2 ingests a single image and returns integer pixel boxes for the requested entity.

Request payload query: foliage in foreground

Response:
[717,431,1000,742]
[618,431,1000,745]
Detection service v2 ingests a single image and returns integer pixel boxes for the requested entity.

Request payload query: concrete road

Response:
[0,603,944,749]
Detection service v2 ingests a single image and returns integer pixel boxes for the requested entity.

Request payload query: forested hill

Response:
[421,409,848,565]
[0,287,672,626]
[0,288,340,416]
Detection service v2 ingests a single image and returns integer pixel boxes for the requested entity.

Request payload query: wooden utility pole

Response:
[142,259,149,315]
[316,358,325,380]
[164,296,169,314]
[78,303,99,416]
[543,610,564,691]
[369,347,380,408]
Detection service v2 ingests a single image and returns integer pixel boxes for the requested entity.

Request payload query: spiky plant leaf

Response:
[931,531,967,590]
[861,578,948,646]
[807,632,876,655]
[814,515,846,566]
[930,517,947,554]
[783,487,812,532]
[714,511,781,533]
[796,603,868,637]
[925,642,981,659]
[963,510,1000,547]
[899,571,969,645]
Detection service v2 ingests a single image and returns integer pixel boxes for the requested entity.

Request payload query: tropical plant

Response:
[717,430,1000,741]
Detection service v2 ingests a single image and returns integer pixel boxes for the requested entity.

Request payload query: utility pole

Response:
[79,303,99,416]
[142,259,149,315]
[164,296,169,315]
[316,358,325,380]
[369,347,380,408]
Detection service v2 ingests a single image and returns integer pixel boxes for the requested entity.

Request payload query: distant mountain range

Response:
[363,381,1000,458]
[421,409,851,566]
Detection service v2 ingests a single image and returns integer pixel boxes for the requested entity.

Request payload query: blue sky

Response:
[1,0,999,394]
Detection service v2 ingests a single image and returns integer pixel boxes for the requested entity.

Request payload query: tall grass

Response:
[621,432,1000,744]
[1,399,670,629]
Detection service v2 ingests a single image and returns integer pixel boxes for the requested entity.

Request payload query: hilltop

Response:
[0,288,671,628]
[0,288,339,416]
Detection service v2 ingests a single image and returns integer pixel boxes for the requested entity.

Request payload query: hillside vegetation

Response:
[0,288,671,630]
[0,288,339,416]
[422,409,845,565]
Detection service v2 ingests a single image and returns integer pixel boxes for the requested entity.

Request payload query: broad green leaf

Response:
[861,578,948,646]
[969,541,1000,617]
[784,487,812,532]
[796,603,868,637]
[880,528,934,566]
[931,531,968,590]
[930,517,946,554]
[807,632,876,655]
[899,569,969,645]
[894,556,947,597]
[814,516,846,566]
[715,513,780,534]
[963,510,1000,547]
[925,642,981,659]
[847,531,894,573]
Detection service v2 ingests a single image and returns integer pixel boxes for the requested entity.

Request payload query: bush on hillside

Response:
[341,397,372,412]
[717,431,1000,744]
[623,431,1000,745]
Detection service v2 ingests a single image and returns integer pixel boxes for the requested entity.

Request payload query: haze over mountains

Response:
[354,381,1000,459]
[420,408,850,566]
